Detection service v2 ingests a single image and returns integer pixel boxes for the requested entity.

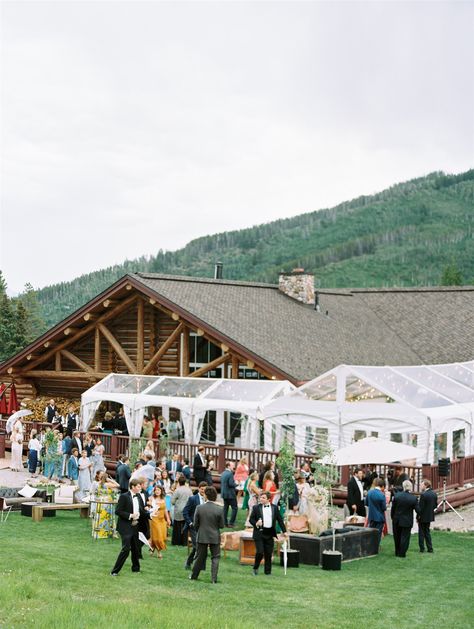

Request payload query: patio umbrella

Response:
[330,437,422,465]
[6,409,33,433]
[7,383,19,414]
[282,538,288,575]
[0,383,8,414]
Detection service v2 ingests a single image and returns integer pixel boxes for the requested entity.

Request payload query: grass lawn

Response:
[0,509,473,629]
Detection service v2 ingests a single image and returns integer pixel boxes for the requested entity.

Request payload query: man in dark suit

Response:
[116,456,132,493]
[193,446,208,485]
[71,431,83,456]
[189,486,225,583]
[65,406,78,438]
[417,479,438,553]
[220,461,238,528]
[181,458,191,481]
[111,479,145,575]
[391,479,420,558]
[182,482,208,569]
[249,491,287,575]
[166,453,183,481]
[346,468,366,517]
[136,477,151,559]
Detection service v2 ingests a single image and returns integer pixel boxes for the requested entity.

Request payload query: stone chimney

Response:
[278,268,315,304]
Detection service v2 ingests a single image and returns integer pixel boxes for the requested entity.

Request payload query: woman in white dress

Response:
[77,450,92,500]
[10,420,24,471]
[296,476,310,515]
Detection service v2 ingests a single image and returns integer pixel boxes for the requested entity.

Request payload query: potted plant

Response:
[276,439,300,568]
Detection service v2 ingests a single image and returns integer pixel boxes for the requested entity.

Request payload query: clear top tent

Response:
[262,361,474,463]
[81,373,295,443]
[81,362,474,463]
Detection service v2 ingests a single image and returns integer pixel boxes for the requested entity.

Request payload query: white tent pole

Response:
[425,417,432,462]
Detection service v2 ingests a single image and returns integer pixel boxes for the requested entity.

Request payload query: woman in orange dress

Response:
[262,470,278,503]
[148,485,171,559]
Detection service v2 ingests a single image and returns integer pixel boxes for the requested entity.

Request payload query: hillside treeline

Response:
[13,169,474,332]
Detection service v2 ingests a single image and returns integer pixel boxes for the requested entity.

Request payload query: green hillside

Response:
[36,169,474,328]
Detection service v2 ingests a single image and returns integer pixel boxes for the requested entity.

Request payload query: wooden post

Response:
[55,352,61,371]
[110,435,119,462]
[60,349,94,373]
[218,445,226,473]
[137,299,144,373]
[143,322,184,375]
[94,327,101,372]
[98,323,136,372]
[190,354,230,378]
[181,326,189,376]
[231,356,239,379]
[340,465,350,486]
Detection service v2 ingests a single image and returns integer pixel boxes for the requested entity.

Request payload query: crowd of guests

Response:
[347,465,438,556]
[10,403,441,570]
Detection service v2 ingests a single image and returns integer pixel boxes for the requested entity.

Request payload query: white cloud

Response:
[1,0,473,294]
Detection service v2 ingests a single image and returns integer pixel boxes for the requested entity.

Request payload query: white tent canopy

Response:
[81,373,295,442]
[328,437,423,466]
[261,361,474,463]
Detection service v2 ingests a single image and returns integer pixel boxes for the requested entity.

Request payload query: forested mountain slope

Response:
[36,169,474,328]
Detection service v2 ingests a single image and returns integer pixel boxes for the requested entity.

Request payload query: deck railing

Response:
[1,419,474,492]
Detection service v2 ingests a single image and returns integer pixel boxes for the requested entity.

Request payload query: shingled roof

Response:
[131,273,474,381]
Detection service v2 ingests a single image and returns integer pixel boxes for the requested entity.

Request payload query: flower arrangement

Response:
[305,484,330,535]
[306,485,329,508]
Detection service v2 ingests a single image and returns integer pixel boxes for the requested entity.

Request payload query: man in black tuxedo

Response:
[189,486,225,584]
[136,477,151,559]
[71,431,83,456]
[116,456,132,493]
[417,479,438,553]
[249,491,287,575]
[391,479,420,558]
[182,482,208,569]
[193,446,208,485]
[111,479,145,575]
[346,468,366,517]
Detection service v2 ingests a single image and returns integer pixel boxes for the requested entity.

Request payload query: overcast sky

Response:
[1,0,473,295]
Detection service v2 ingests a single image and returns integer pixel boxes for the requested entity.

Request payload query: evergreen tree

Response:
[0,272,16,361]
[19,283,47,342]
[441,263,463,286]
[12,300,29,353]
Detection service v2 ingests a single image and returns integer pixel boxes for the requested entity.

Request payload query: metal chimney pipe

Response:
[314,291,320,312]
[214,262,223,279]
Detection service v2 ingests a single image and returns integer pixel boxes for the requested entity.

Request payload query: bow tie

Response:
[264,505,271,508]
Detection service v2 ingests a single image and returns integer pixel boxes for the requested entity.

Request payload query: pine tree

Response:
[441,263,463,286]
[0,272,16,361]
[12,300,29,353]
[19,282,47,342]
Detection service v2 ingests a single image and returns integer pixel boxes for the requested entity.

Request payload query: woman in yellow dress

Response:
[148,485,171,559]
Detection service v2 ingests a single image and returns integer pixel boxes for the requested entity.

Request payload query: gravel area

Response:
[2,452,474,532]
[434,502,474,532]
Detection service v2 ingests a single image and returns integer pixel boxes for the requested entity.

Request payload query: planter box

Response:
[279,548,300,568]
[289,528,379,566]
[322,551,342,571]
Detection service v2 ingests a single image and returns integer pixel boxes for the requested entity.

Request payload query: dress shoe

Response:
[227,524,235,528]
[211,579,218,584]
[428,549,434,553]
[184,562,191,570]
[419,549,425,553]
[189,575,198,580]
[110,572,118,577]
[132,569,141,573]
[252,568,258,576]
